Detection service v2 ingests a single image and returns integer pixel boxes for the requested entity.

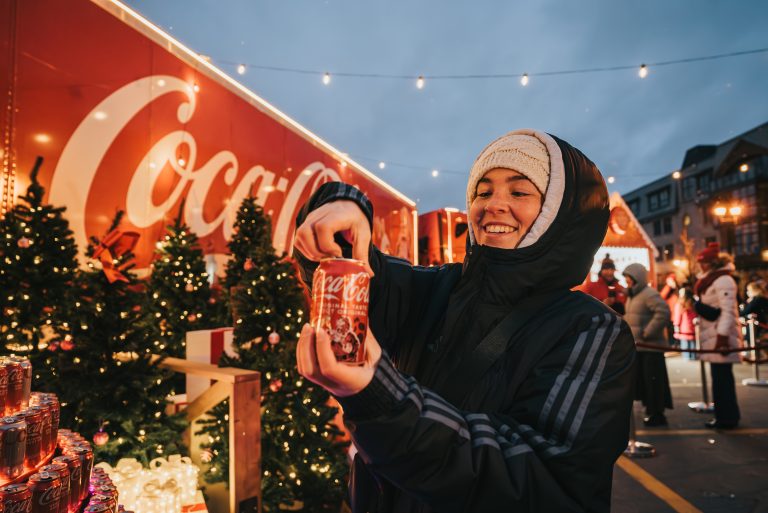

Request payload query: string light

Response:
[431,169,439,178]
[520,73,529,86]
[739,163,749,172]
[237,64,246,75]
[322,72,331,85]
[607,176,615,184]
[378,161,386,170]
[416,75,425,89]
[672,170,681,179]
[638,64,648,78]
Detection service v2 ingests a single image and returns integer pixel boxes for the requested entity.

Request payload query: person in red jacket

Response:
[583,254,627,315]
[672,288,697,360]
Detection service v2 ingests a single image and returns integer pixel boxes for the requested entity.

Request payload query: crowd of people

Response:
[581,244,768,431]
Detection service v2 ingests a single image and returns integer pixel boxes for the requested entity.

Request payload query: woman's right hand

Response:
[293,200,374,275]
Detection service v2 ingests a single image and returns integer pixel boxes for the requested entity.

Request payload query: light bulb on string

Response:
[416,76,425,90]
[638,64,648,79]
[237,64,246,75]
[378,162,386,170]
[431,169,439,178]
[607,176,615,184]
[322,72,331,85]
[520,73,529,86]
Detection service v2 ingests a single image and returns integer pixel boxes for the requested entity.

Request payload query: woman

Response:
[623,263,673,426]
[673,287,697,360]
[741,280,768,359]
[694,242,742,429]
[293,130,636,512]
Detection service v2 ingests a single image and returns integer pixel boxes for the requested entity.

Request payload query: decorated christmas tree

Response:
[195,197,348,511]
[0,157,79,390]
[54,211,186,464]
[145,208,223,363]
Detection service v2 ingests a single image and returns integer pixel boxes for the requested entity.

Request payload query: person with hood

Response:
[694,242,742,429]
[293,129,636,512]
[582,254,627,314]
[622,263,673,426]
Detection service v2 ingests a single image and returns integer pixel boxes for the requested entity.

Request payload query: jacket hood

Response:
[462,130,609,305]
[622,263,648,296]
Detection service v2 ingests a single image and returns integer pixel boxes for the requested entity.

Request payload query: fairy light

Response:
[607,176,615,184]
[520,73,529,86]
[638,64,648,78]
[322,72,331,85]
[237,64,246,75]
[416,75,425,89]
[431,169,439,178]
[378,161,386,170]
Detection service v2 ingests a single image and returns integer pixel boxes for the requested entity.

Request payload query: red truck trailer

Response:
[0,0,417,270]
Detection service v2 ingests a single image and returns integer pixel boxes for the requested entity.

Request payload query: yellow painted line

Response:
[636,428,768,436]
[616,456,702,513]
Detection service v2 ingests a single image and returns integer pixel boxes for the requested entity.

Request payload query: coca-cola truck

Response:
[417,208,468,266]
[0,0,417,270]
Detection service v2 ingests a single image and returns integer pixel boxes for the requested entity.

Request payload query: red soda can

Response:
[0,416,27,479]
[16,409,42,468]
[0,483,32,513]
[311,258,370,365]
[3,361,24,415]
[29,406,51,459]
[39,400,59,454]
[86,496,115,513]
[83,504,110,513]
[52,456,81,513]
[27,472,62,513]
[6,358,31,410]
[62,446,92,502]
[40,464,69,513]
[90,486,116,502]
[0,364,8,417]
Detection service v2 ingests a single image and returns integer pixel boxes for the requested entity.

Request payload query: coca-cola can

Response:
[86,496,115,513]
[3,361,24,415]
[0,364,8,417]
[0,416,27,480]
[311,258,370,365]
[6,358,31,410]
[16,409,42,468]
[27,472,61,513]
[39,400,59,455]
[52,456,81,513]
[62,446,92,502]
[83,504,110,513]
[0,484,32,513]
[29,406,51,459]
[40,464,69,513]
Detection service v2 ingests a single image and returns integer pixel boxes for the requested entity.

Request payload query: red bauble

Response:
[185,283,194,292]
[17,237,31,248]
[243,258,254,271]
[268,332,280,345]
[93,430,109,446]
[60,340,74,351]
[47,342,60,352]
[187,313,198,322]
[269,378,283,392]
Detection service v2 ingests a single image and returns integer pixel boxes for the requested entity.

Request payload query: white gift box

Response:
[185,328,236,402]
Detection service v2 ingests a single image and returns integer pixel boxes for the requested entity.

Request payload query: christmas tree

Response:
[0,157,79,390]
[54,211,186,464]
[145,208,224,363]
[195,197,348,511]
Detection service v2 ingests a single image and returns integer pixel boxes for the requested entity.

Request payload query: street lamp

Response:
[712,201,743,255]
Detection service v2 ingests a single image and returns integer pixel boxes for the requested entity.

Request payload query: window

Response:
[653,220,661,236]
[626,199,641,215]
[664,244,674,261]
[647,187,671,211]
[735,222,759,256]
[663,217,672,234]
[682,177,696,201]
[697,173,710,194]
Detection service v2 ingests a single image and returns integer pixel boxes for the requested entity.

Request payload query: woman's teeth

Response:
[484,225,514,233]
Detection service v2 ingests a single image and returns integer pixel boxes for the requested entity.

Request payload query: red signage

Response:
[1,0,416,268]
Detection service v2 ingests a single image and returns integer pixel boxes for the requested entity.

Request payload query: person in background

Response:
[623,263,673,426]
[741,280,768,356]
[660,273,679,315]
[583,254,627,314]
[694,242,742,429]
[672,288,697,361]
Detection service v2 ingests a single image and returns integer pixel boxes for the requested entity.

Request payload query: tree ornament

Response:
[268,332,280,345]
[243,258,254,271]
[60,339,75,351]
[269,378,283,392]
[93,429,109,446]
[200,448,214,463]
[17,237,31,248]
[47,342,60,352]
[187,313,198,322]
[185,283,194,292]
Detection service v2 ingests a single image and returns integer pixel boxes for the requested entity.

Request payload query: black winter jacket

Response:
[294,133,636,513]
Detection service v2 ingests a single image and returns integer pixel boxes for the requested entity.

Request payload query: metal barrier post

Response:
[688,319,715,413]
[624,404,655,458]
[743,316,768,387]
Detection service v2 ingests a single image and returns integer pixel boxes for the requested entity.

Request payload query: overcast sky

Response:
[123,0,768,212]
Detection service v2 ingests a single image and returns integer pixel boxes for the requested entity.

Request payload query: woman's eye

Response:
[511,191,531,198]
[477,191,492,198]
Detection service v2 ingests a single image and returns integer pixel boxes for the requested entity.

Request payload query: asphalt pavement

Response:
[611,354,768,513]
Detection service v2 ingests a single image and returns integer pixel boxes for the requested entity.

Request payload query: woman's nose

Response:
[484,194,509,212]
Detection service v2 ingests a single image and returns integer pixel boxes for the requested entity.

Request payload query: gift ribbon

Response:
[91,229,140,283]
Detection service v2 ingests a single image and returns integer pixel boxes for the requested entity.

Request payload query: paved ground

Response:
[611,355,768,513]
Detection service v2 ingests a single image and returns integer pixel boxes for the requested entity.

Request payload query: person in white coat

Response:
[693,242,742,429]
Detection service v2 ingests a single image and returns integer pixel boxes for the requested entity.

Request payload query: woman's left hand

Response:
[296,324,382,397]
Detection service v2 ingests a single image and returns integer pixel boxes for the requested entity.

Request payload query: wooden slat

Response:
[230,378,261,513]
[153,355,259,383]
[185,380,232,421]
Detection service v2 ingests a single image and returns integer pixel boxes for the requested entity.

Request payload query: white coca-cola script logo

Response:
[35,485,60,507]
[319,273,370,303]
[49,75,341,259]
[4,497,31,513]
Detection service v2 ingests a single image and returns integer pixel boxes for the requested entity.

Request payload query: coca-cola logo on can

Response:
[4,497,31,513]
[35,486,60,507]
